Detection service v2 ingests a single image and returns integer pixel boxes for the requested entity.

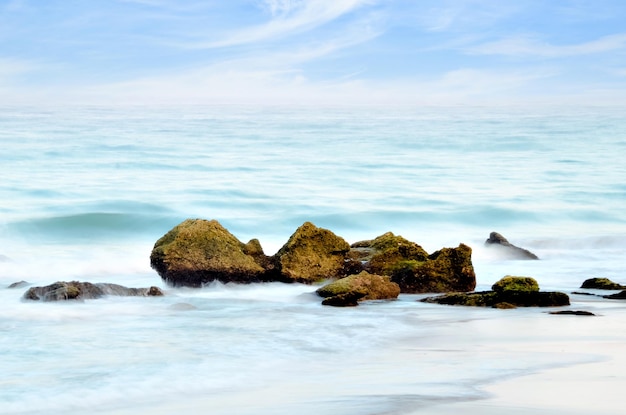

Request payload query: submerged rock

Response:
[421,276,570,308]
[549,310,595,316]
[347,233,476,294]
[604,290,626,300]
[485,232,539,260]
[150,219,269,287]
[580,277,625,290]
[8,280,30,289]
[272,222,350,284]
[23,281,163,302]
[316,271,400,306]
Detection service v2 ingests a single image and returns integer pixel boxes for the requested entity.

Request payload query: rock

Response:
[389,244,476,293]
[421,276,570,308]
[272,222,350,283]
[492,276,539,293]
[581,277,625,290]
[485,232,539,260]
[604,290,626,299]
[321,291,366,307]
[347,233,475,294]
[316,271,400,305]
[348,232,429,276]
[23,281,164,301]
[549,310,595,316]
[150,219,268,287]
[8,280,30,289]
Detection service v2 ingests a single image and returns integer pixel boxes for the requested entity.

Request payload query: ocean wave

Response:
[5,211,180,242]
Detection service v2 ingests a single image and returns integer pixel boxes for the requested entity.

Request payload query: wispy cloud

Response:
[469,33,626,58]
[179,0,375,49]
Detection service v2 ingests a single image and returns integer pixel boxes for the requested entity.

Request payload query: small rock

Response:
[580,277,625,290]
[485,232,539,260]
[549,310,595,316]
[8,280,30,289]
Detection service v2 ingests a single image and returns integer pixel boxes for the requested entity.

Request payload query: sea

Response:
[1,105,625,414]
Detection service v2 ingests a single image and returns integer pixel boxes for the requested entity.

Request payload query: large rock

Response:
[348,232,429,275]
[272,222,350,283]
[347,233,475,293]
[390,244,477,293]
[581,277,625,290]
[150,219,268,287]
[316,271,400,306]
[485,232,539,260]
[23,281,163,301]
[421,276,569,308]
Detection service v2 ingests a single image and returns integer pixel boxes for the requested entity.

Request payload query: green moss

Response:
[581,277,625,290]
[492,276,539,293]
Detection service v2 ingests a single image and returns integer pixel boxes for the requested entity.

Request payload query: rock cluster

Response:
[150,219,477,304]
[421,276,570,308]
[23,281,163,302]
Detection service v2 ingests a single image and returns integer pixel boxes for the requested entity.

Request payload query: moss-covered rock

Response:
[316,271,400,305]
[23,281,163,301]
[150,219,267,287]
[349,232,429,276]
[581,277,625,290]
[492,276,540,293]
[273,222,350,283]
[421,275,569,308]
[390,244,476,293]
[321,291,366,307]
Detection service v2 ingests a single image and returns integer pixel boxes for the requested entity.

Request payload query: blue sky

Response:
[1,0,626,105]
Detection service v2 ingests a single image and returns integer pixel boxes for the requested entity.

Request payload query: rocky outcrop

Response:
[150,219,269,287]
[23,281,163,301]
[485,232,539,260]
[421,276,569,308]
[150,219,475,292]
[316,271,400,306]
[346,233,475,293]
[273,222,350,283]
[581,277,625,290]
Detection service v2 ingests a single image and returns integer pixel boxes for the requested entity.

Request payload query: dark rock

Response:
[316,271,400,304]
[347,233,475,294]
[8,280,30,289]
[604,290,626,299]
[389,244,476,293]
[23,281,164,302]
[485,232,539,260]
[321,291,366,307]
[581,277,625,290]
[549,310,595,316]
[272,222,350,284]
[150,219,268,287]
[421,276,569,308]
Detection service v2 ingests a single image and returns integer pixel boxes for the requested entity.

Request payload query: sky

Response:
[1,0,626,106]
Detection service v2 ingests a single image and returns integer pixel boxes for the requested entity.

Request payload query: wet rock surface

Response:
[23,281,164,301]
[485,232,539,260]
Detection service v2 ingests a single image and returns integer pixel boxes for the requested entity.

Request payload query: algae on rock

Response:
[150,219,267,287]
[273,221,350,283]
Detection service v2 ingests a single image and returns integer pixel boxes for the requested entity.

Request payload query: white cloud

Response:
[470,33,626,58]
[179,0,375,49]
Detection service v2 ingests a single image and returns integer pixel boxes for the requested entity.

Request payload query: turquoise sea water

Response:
[1,105,626,414]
